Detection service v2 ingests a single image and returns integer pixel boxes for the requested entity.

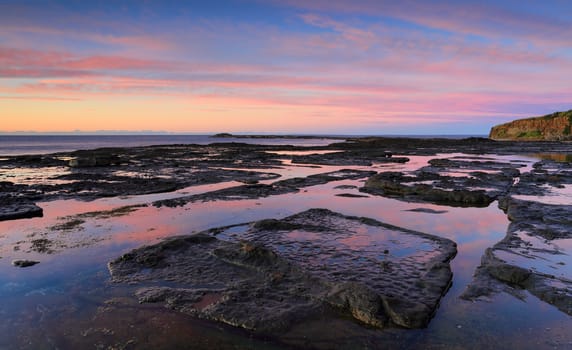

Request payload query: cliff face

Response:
[489,110,572,141]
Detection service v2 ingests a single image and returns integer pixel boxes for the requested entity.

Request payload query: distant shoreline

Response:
[210,133,487,140]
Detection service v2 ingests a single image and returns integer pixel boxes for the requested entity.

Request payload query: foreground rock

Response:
[463,160,572,315]
[489,110,572,141]
[109,209,456,332]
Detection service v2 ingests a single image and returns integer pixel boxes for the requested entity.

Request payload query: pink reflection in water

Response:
[1,152,569,349]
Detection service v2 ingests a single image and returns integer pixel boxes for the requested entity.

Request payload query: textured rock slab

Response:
[109,209,456,332]
[463,160,572,315]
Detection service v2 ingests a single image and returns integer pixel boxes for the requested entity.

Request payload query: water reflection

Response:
[265,150,343,156]
[533,153,572,162]
[0,153,571,348]
[514,184,572,205]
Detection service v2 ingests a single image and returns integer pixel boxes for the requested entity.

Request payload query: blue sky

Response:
[1,0,571,134]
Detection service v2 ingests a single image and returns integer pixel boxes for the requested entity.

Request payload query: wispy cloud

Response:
[299,13,376,49]
[1,1,571,133]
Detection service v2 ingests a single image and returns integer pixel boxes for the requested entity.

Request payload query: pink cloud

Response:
[0,47,176,77]
[65,56,174,70]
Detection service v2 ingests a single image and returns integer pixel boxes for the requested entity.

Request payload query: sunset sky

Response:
[1,0,571,135]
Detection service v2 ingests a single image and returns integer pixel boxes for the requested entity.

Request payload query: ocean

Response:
[0,134,486,156]
[0,135,338,156]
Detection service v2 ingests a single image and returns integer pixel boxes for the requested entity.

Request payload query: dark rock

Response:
[463,160,572,315]
[12,260,40,267]
[405,208,448,214]
[361,157,520,207]
[335,193,370,198]
[362,172,495,207]
[109,209,456,332]
[68,153,121,167]
[0,202,43,221]
[333,185,358,190]
[482,249,531,284]
[154,169,376,208]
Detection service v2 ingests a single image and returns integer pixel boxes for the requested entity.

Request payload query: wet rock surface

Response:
[0,201,43,221]
[153,169,376,207]
[463,160,572,315]
[109,209,456,332]
[0,136,570,217]
[0,182,43,221]
[361,157,522,207]
[291,151,408,166]
[2,136,572,348]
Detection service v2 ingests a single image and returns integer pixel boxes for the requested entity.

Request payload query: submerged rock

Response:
[109,209,456,332]
[405,208,448,214]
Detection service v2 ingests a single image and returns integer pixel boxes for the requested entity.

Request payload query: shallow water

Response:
[0,153,571,349]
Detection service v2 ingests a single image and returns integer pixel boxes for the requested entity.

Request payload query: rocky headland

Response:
[490,110,572,141]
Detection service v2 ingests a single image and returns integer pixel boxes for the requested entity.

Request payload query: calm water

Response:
[0,145,570,348]
[0,135,339,156]
[0,134,485,156]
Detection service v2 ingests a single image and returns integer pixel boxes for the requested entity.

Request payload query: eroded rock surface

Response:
[463,160,572,315]
[109,209,456,332]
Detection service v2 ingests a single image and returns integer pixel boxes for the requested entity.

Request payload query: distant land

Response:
[490,110,572,141]
[0,131,486,138]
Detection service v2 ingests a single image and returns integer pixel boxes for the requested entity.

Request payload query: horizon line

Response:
[0,131,489,137]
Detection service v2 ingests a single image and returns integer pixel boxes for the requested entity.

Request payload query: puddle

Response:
[0,166,72,185]
[513,184,572,205]
[493,230,572,278]
[265,150,343,156]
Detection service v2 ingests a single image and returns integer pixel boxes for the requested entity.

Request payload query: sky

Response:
[1,0,571,135]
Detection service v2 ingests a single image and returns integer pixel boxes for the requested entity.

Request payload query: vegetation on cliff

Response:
[489,110,572,141]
